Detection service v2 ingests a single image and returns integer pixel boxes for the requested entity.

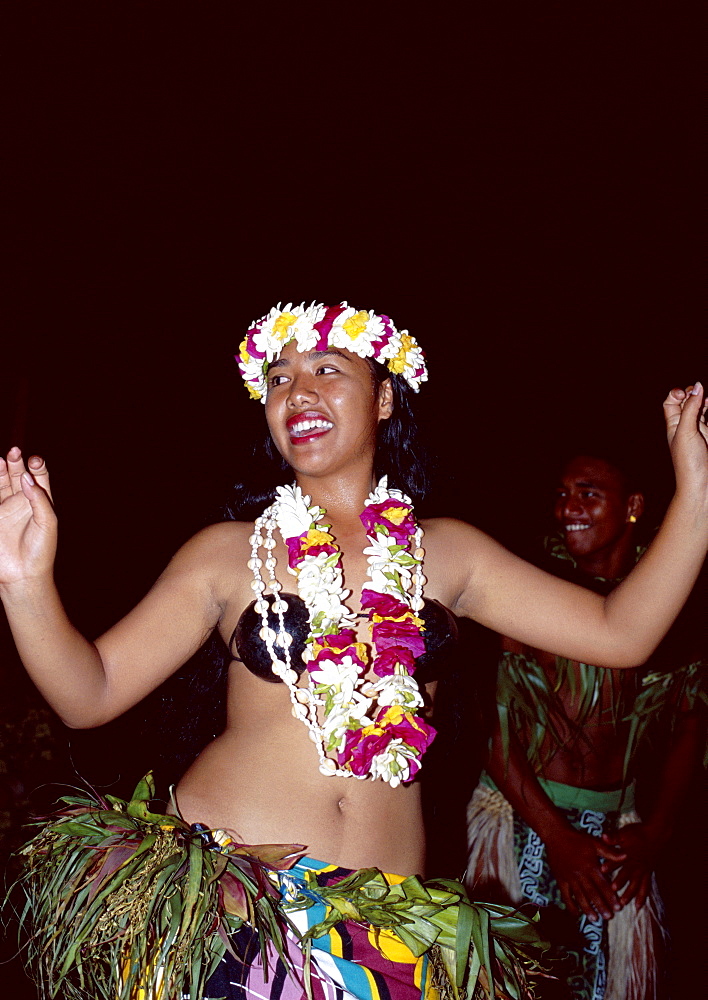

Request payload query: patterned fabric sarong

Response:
[466,775,666,1000]
[204,857,437,1000]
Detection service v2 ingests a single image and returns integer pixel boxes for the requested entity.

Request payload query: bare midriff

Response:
[174,660,427,876]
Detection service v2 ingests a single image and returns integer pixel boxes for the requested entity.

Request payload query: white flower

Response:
[252,476,428,787]
[365,477,411,508]
[309,656,361,693]
[368,739,419,787]
[239,303,428,404]
[321,695,373,750]
[273,485,319,539]
[327,307,386,358]
[371,674,425,710]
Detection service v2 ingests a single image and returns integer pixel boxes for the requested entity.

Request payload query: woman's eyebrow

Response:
[267,349,351,372]
[307,350,351,362]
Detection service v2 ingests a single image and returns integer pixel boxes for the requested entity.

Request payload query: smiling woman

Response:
[1,301,707,1000]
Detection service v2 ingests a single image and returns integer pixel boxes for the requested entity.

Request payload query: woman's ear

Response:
[627,492,645,523]
[377,378,394,421]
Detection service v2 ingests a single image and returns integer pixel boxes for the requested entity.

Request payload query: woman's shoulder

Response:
[164,521,253,588]
[420,516,490,547]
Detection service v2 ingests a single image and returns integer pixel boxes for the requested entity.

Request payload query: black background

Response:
[2,4,704,996]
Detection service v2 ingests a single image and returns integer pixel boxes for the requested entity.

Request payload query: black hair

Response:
[555,445,647,499]
[148,362,430,786]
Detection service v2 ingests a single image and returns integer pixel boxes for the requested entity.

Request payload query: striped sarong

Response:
[204,857,438,1000]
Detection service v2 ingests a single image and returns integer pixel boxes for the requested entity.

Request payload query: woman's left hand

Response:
[663,383,708,496]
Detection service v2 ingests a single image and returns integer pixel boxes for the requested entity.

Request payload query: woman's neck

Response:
[294,468,380,523]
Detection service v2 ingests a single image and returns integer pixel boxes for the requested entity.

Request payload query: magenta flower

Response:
[360,500,416,544]
[375,709,436,755]
[310,648,367,671]
[313,304,347,351]
[372,620,426,659]
[372,646,416,677]
[286,533,337,568]
[309,629,366,672]
[339,730,391,776]
[318,628,358,652]
[338,711,436,777]
[360,589,410,619]
[245,330,266,359]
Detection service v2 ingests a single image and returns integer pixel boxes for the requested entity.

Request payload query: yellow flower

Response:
[302,528,335,550]
[380,504,409,525]
[342,310,370,340]
[246,383,262,400]
[238,337,251,364]
[389,333,415,374]
[371,611,425,627]
[310,637,368,664]
[375,705,401,728]
[272,312,298,341]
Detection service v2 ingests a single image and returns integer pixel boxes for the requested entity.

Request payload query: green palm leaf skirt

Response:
[6,775,547,1000]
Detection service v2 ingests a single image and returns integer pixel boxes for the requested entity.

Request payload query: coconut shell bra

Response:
[230,595,459,688]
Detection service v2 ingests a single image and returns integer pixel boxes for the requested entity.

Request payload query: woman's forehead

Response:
[268,343,365,370]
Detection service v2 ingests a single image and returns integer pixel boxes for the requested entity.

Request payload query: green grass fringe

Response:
[6,774,548,1000]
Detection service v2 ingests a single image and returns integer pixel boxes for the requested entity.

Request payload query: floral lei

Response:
[237,301,428,401]
[248,477,436,787]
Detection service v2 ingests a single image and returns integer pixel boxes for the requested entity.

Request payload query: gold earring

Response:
[628,514,637,523]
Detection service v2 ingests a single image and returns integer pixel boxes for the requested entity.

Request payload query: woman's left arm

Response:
[452,385,708,668]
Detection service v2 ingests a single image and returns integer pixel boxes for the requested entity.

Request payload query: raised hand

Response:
[0,447,57,586]
[663,383,708,494]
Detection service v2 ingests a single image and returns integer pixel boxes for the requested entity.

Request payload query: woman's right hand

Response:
[0,447,56,586]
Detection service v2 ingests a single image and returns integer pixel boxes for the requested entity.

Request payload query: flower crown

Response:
[237,301,428,401]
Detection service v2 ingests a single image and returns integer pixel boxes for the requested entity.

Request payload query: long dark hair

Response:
[149,362,430,785]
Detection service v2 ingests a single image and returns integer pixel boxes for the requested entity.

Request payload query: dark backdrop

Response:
[2,5,703,997]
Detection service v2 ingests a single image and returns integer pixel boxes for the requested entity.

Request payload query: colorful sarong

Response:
[11,776,544,1000]
[465,774,666,1000]
[204,857,437,1000]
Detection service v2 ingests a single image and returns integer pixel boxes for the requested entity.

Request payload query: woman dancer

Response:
[1,302,707,1000]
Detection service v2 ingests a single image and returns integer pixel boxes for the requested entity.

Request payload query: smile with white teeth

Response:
[565,524,590,532]
[289,417,334,438]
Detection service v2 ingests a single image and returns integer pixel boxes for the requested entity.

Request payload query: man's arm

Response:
[486,716,627,921]
[604,708,705,908]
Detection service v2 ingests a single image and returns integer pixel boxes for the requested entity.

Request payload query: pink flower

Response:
[372,620,426,659]
[376,709,436,755]
[310,647,367,671]
[338,710,436,777]
[361,589,410,619]
[372,646,416,677]
[310,629,367,671]
[245,329,266,359]
[313,304,347,351]
[286,533,337,568]
[360,500,416,544]
[339,729,392,776]
[317,628,358,652]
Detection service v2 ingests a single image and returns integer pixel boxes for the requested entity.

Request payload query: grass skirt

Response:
[6,775,547,1000]
[466,778,667,1000]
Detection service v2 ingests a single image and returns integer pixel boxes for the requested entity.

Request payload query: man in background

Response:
[465,452,706,1000]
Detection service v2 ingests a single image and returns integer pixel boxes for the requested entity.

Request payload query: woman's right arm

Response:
[0,448,236,728]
